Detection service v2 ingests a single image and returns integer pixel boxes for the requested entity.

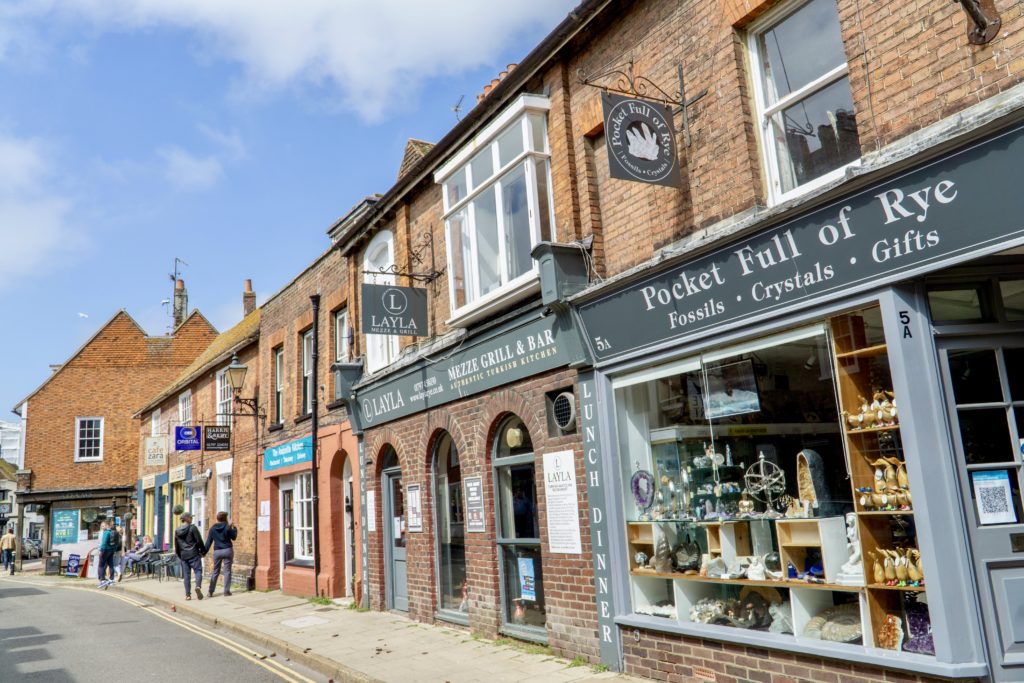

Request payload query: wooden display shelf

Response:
[857,510,914,516]
[866,583,926,592]
[844,424,901,435]
[835,343,889,360]
[630,569,859,592]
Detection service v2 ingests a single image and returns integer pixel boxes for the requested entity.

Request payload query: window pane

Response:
[434,434,466,612]
[758,0,846,101]
[929,286,986,323]
[497,120,525,167]
[1000,280,1024,321]
[1007,348,1024,401]
[528,113,547,152]
[445,167,468,208]
[501,545,545,628]
[501,163,534,281]
[948,349,1002,404]
[447,211,470,309]
[957,408,1013,464]
[533,158,552,243]
[499,463,538,539]
[469,148,493,189]
[769,77,859,193]
[472,186,502,297]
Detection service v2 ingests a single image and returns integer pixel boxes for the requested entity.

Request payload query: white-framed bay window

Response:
[293,472,314,561]
[216,458,233,516]
[74,416,104,462]
[335,308,350,362]
[216,367,232,426]
[435,94,553,323]
[178,389,192,425]
[301,329,314,414]
[748,0,860,204]
[363,231,399,373]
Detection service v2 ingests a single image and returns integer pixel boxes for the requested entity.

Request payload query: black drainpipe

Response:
[310,293,322,596]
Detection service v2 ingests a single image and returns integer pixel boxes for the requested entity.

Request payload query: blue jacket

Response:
[205,522,237,552]
[99,529,119,553]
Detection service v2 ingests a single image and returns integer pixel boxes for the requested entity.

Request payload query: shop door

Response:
[939,338,1024,681]
[383,467,408,611]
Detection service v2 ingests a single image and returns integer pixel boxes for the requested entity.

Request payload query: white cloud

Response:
[0,133,78,293]
[2,0,577,120]
[158,145,223,190]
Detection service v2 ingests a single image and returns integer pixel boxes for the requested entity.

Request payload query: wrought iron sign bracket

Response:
[578,59,707,146]
[361,230,445,284]
[955,0,1001,45]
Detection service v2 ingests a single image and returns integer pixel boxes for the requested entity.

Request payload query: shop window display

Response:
[616,306,931,655]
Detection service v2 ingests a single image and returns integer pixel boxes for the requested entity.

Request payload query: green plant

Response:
[345,601,369,612]
[308,595,333,606]
[567,657,586,668]
[592,663,610,672]
[172,504,185,516]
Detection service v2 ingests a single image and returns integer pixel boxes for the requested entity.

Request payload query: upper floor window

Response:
[335,308,350,363]
[216,368,232,426]
[178,390,192,425]
[363,231,399,373]
[274,347,284,424]
[436,95,553,320]
[749,0,859,203]
[301,330,314,415]
[75,417,104,461]
[150,408,161,437]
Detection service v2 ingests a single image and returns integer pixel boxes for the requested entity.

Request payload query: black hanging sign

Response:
[602,92,682,187]
[361,283,429,337]
[204,425,231,451]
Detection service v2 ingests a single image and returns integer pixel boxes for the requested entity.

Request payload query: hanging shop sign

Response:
[357,312,571,426]
[169,465,187,483]
[361,283,429,337]
[602,92,681,188]
[542,450,582,554]
[52,509,79,546]
[204,425,231,451]
[464,476,486,533]
[578,122,1024,363]
[263,436,313,472]
[144,435,167,466]
[175,426,201,451]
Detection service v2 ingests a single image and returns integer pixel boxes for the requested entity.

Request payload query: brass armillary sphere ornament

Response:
[744,452,786,506]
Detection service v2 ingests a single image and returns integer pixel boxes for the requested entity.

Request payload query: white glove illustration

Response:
[625,122,659,161]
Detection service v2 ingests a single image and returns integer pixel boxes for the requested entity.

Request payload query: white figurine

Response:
[835,512,865,586]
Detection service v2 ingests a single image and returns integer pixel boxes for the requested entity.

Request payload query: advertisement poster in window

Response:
[367,490,376,532]
[542,450,582,554]
[463,476,486,533]
[703,359,761,419]
[518,557,536,601]
[972,469,1017,525]
[407,483,423,532]
[52,509,79,545]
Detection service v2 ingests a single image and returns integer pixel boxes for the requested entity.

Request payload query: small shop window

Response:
[615,306,932,655]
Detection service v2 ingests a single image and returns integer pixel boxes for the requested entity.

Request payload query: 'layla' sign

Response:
[361,283,428,337]
[264,436,313,472]
[579,123,1024,362]
[602,92,681,188]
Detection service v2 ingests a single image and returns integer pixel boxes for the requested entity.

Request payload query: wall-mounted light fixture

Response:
[956,0,1001,45]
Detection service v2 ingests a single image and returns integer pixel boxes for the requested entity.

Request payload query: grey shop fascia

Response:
[567,122,1024,677]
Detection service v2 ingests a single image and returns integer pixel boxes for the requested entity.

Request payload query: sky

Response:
[0,0,577,416]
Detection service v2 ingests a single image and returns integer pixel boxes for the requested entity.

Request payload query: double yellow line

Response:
[3,577,317,683]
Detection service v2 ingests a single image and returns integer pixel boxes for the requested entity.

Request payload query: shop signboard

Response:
[142,474,156,489]
[204,425,231,451]
[144,435,167,466]
[169,465,186,483]
[65,554,81,576]
[601,92,682,188]
[577,123,1024,363]
[361,283,429,337]
[175,426,201,451]
[52,509,79,545]
[263,436,313,472]
[357,312,570,427]
[463,476,485,533]
[542,450,582,554]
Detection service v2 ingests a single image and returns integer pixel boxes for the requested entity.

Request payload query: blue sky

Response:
[0,1,576,415]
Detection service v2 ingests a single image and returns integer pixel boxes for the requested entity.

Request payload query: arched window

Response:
[363,230,399,373]
[433,432,466,618]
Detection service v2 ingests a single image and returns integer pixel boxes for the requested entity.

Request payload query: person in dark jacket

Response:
[205,511,237,597]
[97,521,120,589]
[174,512,206,600]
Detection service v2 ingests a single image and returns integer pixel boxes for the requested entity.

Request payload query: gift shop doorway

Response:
[381,447,408,612]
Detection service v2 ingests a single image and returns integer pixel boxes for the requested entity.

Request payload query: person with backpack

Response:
[174,512,207,600]
[97,520,120,589]
[204,511,237,597]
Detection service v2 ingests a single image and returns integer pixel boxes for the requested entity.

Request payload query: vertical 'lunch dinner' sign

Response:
[602,92,681,188]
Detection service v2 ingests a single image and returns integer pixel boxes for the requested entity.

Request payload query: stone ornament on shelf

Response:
[836,512,865,586]
[803,603,862,643]
[631,468,656,520]
[877,613,905,651]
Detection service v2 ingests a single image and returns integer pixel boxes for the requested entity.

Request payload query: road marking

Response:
[1,577,317,683]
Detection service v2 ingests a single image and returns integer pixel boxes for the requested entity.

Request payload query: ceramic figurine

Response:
[747,555,767,581]
[844,411,862,430]
[907,549,923,584]
[634,551,649,568]
[870,552,885,585]
[891,458,909,489]
[738,491,755,516]
[891,551,909,584]
[836,512,865,586]
[883,553,896,584]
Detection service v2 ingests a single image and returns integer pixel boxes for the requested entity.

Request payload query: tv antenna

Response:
[452,95,464,121]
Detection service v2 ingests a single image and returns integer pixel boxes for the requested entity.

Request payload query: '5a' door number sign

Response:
[602,92,682,188]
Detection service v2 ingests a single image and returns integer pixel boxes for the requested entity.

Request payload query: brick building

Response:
[133,281,260,591]
[326,0,1024,680]
[12,283,217,563]
[255,246,361,599]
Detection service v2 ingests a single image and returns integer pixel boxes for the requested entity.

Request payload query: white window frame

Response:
[293,472,314,561]
[274,347,284,423]
[435,95,553,325]
[335,308,350,362]
[747,0,858,206]
[363,230,399,374]
[302,330,314,414]
[216,368,232,426]
[178,390,192,426]
[74,416,104,462]
[217,473,232,516]
[150,408,161,437]
[191,490,206,532]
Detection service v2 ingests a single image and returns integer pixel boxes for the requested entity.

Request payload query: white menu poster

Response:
[367,490,377,532]
[407,483,423,532]
[543,450,582,554]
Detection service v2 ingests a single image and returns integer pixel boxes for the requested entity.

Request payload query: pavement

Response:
[14,569,647,683]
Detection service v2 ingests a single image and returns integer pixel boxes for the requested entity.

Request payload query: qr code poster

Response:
[972,469,1018,525]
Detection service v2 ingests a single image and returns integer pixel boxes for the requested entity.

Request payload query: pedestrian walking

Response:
[97,521,120,588]
[174,512,206,600]
[205,511,237,597]
[0,526,16,574]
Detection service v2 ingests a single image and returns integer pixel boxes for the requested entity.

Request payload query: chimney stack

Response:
[243,279,256,316]
[173,278,188,329]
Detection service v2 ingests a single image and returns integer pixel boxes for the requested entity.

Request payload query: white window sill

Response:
[74,457,103,463]
[769,160,860,207]
[446,275,541,328]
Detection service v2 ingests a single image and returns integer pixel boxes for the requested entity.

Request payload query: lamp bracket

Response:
[362,231,444,284]
[956,0,1001,44]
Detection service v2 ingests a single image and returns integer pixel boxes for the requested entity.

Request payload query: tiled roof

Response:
[397,139,434,180]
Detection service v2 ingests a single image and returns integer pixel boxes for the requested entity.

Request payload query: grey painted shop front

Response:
[571,121,1024,680]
